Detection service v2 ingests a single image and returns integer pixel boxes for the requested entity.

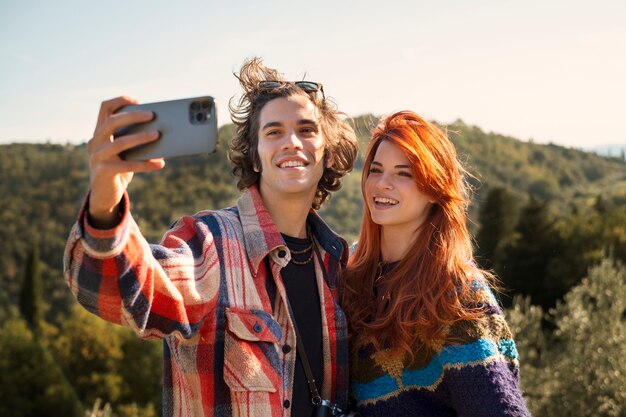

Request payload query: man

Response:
[64,58,358,417]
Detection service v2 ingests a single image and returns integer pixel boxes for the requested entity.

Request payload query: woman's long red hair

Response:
[342,111,492,357]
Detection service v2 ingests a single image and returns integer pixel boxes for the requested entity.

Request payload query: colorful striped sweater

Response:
[349,283,531,416]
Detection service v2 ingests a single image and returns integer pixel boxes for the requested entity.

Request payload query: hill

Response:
[1,117,625,321]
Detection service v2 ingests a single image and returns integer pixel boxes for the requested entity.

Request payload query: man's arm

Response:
[64,191,220,340]
[63,96,218,339]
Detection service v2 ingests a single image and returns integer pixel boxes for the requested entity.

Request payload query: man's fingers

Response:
[89,109,154,151]
[100,110,154,138]
[96,96,139,127]
[110,158,166,174]
[97,130,160,160]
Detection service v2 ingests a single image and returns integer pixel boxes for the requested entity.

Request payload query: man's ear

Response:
[325,151,334,169]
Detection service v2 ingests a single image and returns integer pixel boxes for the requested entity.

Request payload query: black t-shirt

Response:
[280,233,324,417]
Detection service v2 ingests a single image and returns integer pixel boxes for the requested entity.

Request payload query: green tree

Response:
[19,243,43,333]
[542,258,626,417]
[499,196,564,308]
[0,317,83,417]
[51,305,126,407]
[117,332,163,413]
[475,186,517,269]
[505,295,549,413]
[51,305,163,415]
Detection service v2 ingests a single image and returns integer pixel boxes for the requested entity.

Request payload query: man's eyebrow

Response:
[261,121,283,130]
[261,119,319,130]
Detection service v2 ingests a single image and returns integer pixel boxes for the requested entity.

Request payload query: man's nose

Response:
[282,130,303,149]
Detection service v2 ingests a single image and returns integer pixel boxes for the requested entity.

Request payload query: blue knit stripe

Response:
[352,338,518,401]
[498,338,519,359]
[352,374,400,401]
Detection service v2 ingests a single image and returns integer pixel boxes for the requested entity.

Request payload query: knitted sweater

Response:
[349,283,531,417]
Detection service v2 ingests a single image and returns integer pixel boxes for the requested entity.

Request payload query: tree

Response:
[505,257,626,416]
[505,295,549,413]
[475,186,517,269]
[51,305,163,414]
[19,243,43,333]
[117,331,163,413]
[50,305,126,407]
[498,196,564,308]
[0,317,83,417]
[542,258,626,417]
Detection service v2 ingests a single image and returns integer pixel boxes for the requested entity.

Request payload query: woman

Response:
[342,111,530,416]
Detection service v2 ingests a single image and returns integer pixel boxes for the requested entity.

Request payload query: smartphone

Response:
[114,96,218,160]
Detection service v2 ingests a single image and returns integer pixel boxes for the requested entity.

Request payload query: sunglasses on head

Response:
[258,80,325,100]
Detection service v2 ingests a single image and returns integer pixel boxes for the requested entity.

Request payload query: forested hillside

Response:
[1,118,625,416]
[1,118,625,320]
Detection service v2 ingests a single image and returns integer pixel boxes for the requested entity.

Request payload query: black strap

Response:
[284,290,323,406]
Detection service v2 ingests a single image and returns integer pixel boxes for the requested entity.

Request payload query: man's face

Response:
[256,94,327,203]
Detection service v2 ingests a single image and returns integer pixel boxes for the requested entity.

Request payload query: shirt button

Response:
[283,400,290,408]
[253,322,262,333]
[278,250,287,258]
[282,344,291,354]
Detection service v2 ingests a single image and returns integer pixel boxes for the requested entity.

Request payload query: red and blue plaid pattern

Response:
[64,185,349,417]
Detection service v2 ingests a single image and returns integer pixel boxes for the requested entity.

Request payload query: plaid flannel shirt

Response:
[64,185,349,417]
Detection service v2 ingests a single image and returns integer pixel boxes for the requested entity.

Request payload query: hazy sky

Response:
[1,0,624,148]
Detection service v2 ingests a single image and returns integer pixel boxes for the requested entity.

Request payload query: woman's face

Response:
[364,140,435,232]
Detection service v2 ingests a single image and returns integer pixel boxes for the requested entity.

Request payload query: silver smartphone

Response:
[115,96,218,160]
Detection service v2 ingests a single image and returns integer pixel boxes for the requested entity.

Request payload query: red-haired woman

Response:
[342,111,530,416]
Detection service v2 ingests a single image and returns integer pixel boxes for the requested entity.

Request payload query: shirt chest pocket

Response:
[223,307,283,392]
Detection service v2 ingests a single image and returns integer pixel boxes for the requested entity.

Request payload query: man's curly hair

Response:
[228,57,358,209]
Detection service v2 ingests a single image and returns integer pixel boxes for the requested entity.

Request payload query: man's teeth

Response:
[374,197,399,205]
[280,160,305,168]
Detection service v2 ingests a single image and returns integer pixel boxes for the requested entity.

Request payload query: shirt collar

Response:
[238,184,348,274]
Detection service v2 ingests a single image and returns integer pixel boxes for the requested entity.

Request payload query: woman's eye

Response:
[398,171,413,178]
[368,168,382,174]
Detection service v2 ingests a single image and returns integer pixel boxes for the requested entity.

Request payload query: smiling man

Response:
[63,58,358,417]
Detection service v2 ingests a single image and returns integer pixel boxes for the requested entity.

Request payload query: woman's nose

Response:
[375,173,393,190]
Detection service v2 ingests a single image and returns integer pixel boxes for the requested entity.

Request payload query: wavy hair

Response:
[342,110,493,357]
[228,57,358,209]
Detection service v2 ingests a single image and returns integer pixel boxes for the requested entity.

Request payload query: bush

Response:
[543,258,626,417]
[0,317,83,417]
[508,257,626,417]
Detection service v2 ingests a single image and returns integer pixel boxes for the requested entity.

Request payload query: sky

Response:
[1,0,625,149]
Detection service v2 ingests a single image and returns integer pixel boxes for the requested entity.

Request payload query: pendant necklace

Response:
[374,260,399,301]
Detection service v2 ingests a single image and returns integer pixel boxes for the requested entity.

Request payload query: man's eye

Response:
[266,130,281,136]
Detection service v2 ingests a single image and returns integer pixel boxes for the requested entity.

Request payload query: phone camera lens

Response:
[190,102,200,111]
[196,112,207,122]
[201,101,210,109]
